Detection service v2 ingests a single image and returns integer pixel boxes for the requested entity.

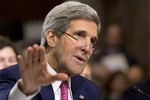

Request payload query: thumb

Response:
[50,73,69,82]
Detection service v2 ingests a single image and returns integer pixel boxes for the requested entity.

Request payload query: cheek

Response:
[55,40,73,64]
[0,62,4,66]
[10,61,17,65]
[56,44,69,58]
[58,38,67,49]
[57,39,74,58]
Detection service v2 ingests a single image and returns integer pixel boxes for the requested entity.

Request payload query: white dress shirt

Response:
[8,63,73,100]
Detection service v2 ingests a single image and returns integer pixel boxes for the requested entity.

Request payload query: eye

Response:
[74,31,85,39]
[0,58,4,62]
[91,38,97,47]
[9,57,17,63]
[77,32,83,36]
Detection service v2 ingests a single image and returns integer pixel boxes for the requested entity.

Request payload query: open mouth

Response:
[74,55,86,63]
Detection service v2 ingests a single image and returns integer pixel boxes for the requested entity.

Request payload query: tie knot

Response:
[61,81,68,89]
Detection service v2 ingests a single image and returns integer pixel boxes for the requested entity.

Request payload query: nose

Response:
[3,60,10,68]
[80,39,93,54]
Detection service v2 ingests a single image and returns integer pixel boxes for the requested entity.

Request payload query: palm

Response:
[17,44,68,95]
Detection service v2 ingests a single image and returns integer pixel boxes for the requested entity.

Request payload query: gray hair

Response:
[41,1,101,47]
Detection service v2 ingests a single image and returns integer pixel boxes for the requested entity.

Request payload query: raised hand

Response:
[17,44,68,95]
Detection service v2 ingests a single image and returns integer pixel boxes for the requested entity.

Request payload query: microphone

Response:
[129,85,150,99]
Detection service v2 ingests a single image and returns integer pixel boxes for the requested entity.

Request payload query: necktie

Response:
[60,81,68,100]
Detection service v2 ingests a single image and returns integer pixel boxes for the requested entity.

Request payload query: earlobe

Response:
[46,29,56,47]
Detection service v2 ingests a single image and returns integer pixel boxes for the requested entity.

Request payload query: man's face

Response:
[53,19,98,76]
[0,47,17,70]
[105,24,122,47]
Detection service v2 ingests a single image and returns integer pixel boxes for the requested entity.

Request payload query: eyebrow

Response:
[74,30,98,41]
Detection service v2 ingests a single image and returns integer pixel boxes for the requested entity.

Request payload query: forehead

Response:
[67,19,98,37]
[0,47,16,56]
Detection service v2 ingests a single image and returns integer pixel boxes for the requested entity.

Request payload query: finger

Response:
[50,73,69,83]
[54,73,69,81]
[39,46,45,62]
[26,47,33,65]
[17,55,25,71]
[17,55,25,66]
[33,44,40,63]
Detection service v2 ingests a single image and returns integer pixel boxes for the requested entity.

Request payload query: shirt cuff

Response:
[8,79,41,100]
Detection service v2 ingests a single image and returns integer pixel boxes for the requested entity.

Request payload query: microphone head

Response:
[129,85,143,94]
[129,85,150,99]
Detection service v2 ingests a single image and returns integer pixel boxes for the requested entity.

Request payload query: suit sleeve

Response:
[0,65,20,100]
[0,68,16,100]
[0,66,40,100]
[8,79,40,100]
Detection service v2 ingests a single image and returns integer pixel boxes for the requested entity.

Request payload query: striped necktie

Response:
[60,81,68,100]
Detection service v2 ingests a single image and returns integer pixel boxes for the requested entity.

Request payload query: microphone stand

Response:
[129,85,150,99]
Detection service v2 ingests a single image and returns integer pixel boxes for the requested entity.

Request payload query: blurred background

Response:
[0,0,149,99]
[1,0,149,75]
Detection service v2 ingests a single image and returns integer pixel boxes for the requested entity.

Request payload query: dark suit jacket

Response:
[0,64,100,100]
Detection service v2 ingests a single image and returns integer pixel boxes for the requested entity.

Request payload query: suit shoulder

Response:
[72,75,98,88]
[0,64,20,79]
[72,75,100,99]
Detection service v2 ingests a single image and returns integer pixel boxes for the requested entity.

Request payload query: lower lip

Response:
[74,57,85,64]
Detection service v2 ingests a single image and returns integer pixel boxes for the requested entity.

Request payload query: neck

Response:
[46,53,61,73]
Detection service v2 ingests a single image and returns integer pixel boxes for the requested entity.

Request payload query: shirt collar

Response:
[47,63,71,93]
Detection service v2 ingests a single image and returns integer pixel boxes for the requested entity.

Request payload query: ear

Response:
[46,29,57,47]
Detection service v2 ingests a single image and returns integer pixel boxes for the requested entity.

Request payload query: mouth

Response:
[74,55,87,64]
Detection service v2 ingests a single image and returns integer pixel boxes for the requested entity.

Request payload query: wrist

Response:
[18,79,40,96]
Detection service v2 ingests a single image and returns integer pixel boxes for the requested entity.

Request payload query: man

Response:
[0,36,18,70]
[0,1,101,100]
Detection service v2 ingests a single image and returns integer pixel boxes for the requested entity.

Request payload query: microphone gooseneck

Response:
[129,85,150,99]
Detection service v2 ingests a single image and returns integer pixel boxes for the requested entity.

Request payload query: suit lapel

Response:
[37,76,87,100]
[39,85,55,100]
[71,76,87,100]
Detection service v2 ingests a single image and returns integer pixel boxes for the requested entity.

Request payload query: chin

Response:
[66,62,85,76]
[69,69,84,76]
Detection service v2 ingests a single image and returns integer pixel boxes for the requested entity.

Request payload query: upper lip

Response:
[74,55,87,62]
